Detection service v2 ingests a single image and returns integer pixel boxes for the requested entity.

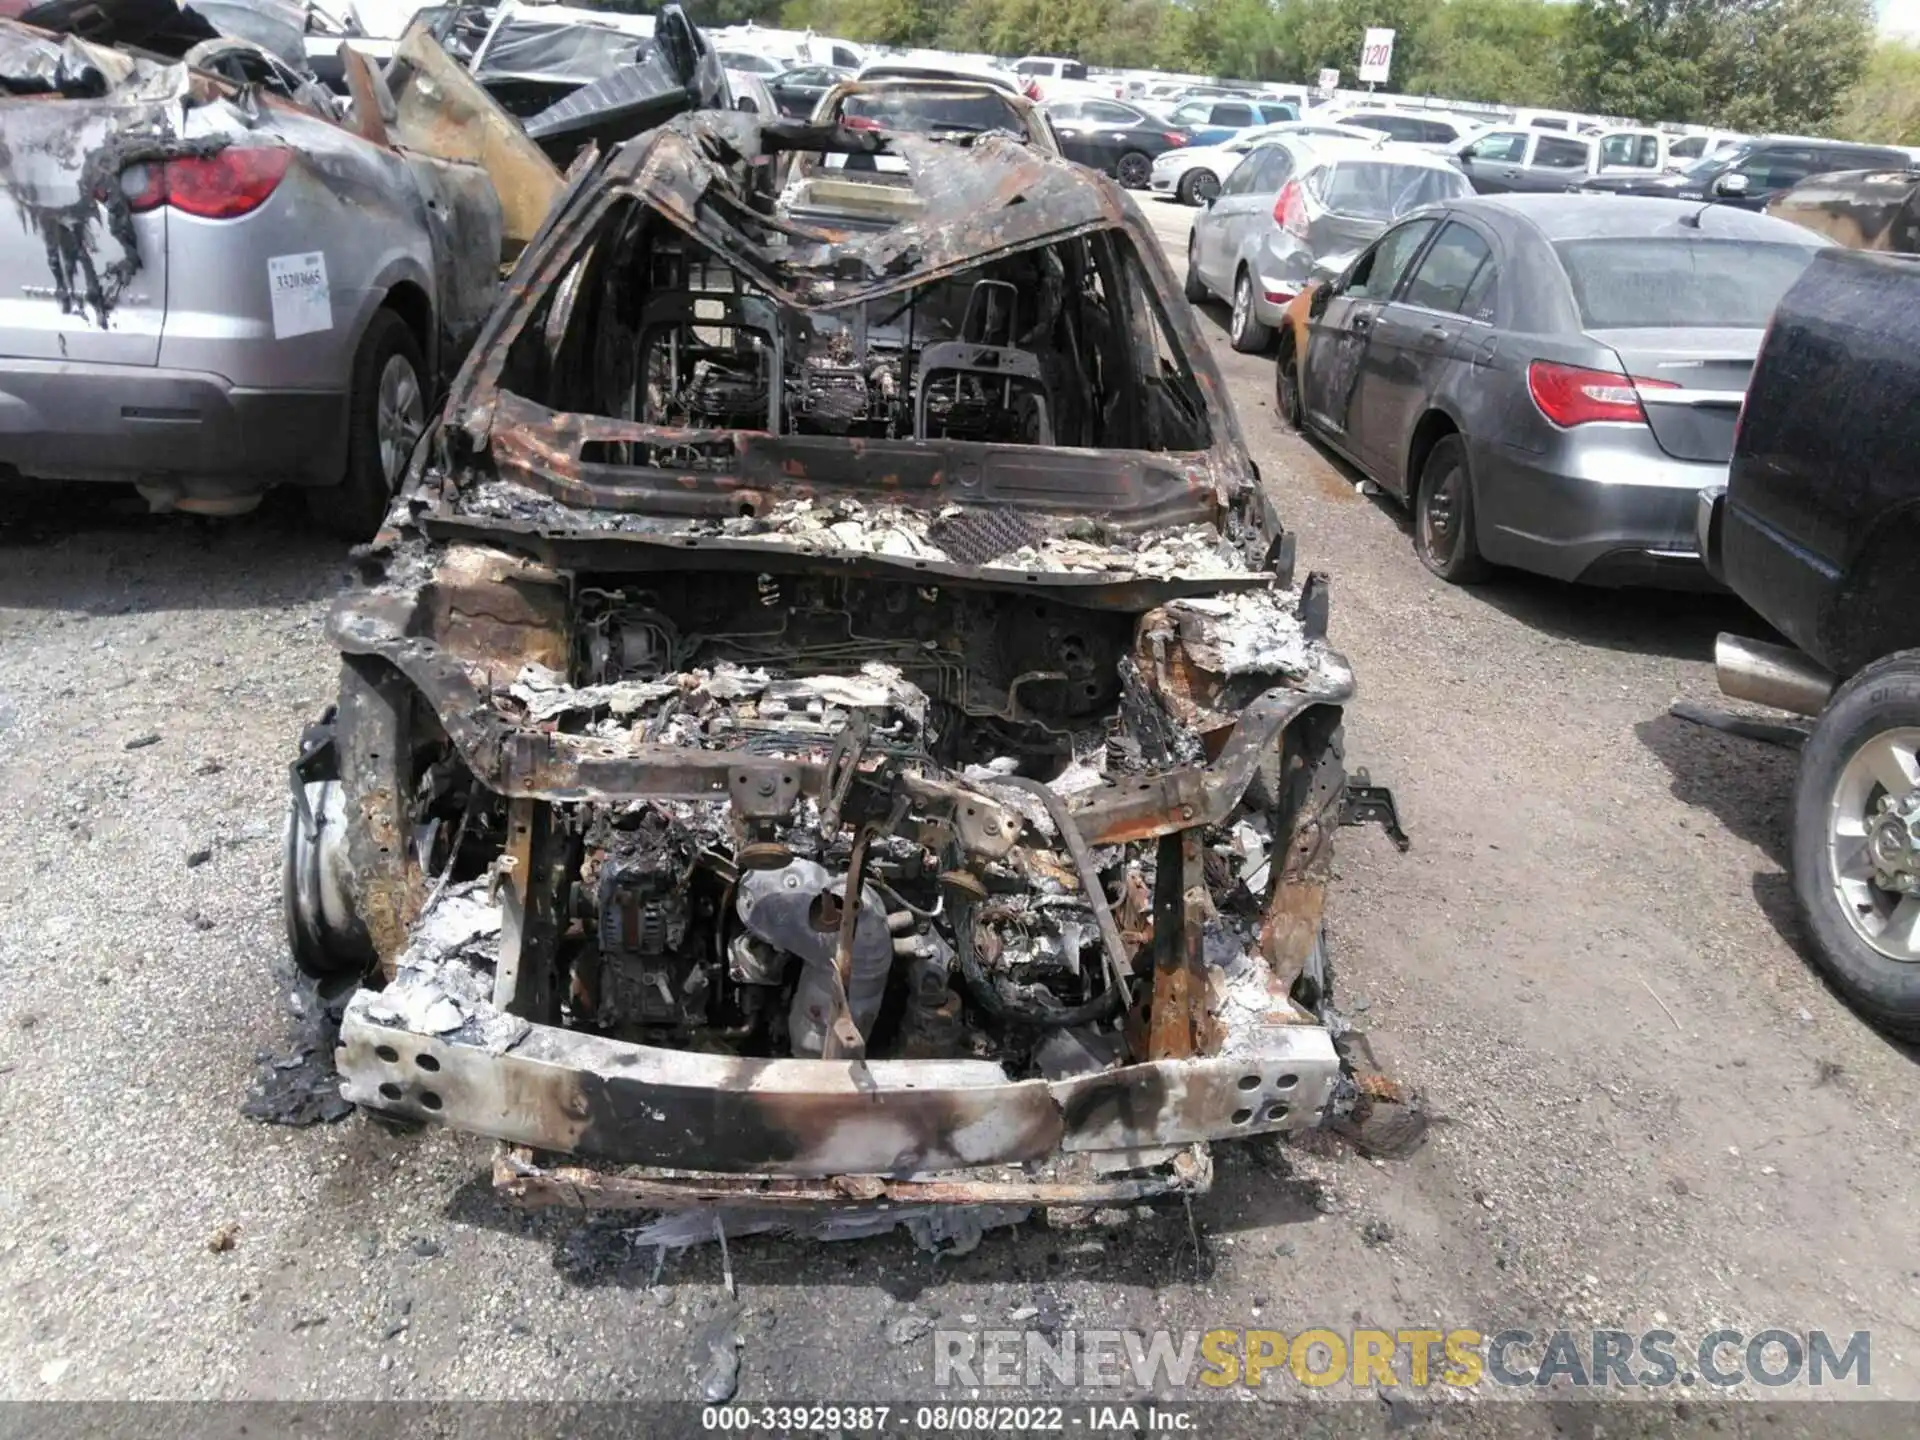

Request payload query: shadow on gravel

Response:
[1476,573,1763,661]
[0,483,347,613]
[1636,711,1920,1062]
[1633,710,1796,869]
[436,1132,1331,1296]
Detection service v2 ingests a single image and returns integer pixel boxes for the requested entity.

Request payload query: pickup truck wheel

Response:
[1792,652,1920,1039]
[1116,151,1152,188]
[1178,169,1218,206]
[1413,435,1491,584]
[1230,272,1273,353]
[311,309,426,542]
[1183,236,1208,303]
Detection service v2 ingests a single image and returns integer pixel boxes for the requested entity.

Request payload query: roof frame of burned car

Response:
[420,112,1260,545]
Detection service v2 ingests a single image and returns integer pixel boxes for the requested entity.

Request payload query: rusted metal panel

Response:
[337,984,1341,1174]
[340,997,1069,1175]
[493,1143,1211,1211]
[326,586,1353,843]
[384,23,562,253]
[1145,830,1210,1060]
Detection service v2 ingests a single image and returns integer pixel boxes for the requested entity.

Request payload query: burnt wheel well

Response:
[379,281,434,380]
[1406,410,1459,498]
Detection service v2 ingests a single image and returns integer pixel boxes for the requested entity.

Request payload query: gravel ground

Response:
[2,206,1918,1419]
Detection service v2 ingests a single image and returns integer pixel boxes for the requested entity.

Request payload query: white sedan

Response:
[1151,120,1377,205]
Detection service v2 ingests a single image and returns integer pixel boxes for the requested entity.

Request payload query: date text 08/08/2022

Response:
[700,1404,1197,1432]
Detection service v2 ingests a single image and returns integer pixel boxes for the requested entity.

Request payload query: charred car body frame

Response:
[288,111,1393,1213]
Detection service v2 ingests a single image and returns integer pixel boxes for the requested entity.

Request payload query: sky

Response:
[1881,0,1920,38]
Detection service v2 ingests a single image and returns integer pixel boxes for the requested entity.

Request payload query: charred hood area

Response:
[297,112,1380,1197]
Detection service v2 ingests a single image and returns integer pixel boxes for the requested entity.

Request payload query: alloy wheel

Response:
[376,353,425,484]
[1828,727,1920,962]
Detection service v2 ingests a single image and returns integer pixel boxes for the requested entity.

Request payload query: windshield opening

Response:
[837,89,1024,136]
[1553,237,1820,328]
[1682,146,1748,181]
[1306,161,1468,219]
[477,22,650,81]
[492,201,1211,483]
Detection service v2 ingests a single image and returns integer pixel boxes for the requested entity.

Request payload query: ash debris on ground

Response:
[241,976,353,1128]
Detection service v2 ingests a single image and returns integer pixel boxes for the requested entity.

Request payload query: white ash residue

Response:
[1160,589,1314,678]
[367,883,528,1054]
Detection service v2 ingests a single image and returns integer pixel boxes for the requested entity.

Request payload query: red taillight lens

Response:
[1163,131,1188,146]
[166,149,290,218]
[841,114,882,130]
[120,148,290,220]
[1272,179,1308,237]
[1527,361,1678,426]
[1023,79,1041,100]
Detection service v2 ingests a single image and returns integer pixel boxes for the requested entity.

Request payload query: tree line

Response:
[681,0,1920,143]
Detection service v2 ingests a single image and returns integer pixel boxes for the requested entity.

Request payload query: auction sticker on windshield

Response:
[268,252,331,339]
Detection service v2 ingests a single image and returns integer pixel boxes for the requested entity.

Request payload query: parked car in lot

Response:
[1452,127,1596,193]
[1163,94,1298,145]
[0,16,516,537]
[1581,136,1909,208]
[1151,119,1377,205]
[1044,97,1189,187]
[784,78,1056,193]
[1319,106,1484,150]
[1184,137,1470,351]
[1273,196,1828,585]
[857,53,1034,101]
[716,47,783,78]
[1011,54,1107,102]
[1702,248,1920,1039]
[768,63,852,118]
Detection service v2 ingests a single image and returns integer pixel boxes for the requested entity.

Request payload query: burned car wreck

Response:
[286,110,1394,1217]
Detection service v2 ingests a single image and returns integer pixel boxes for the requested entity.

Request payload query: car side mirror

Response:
[1713,172,1750,198]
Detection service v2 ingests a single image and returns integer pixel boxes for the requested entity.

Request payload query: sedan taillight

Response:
[1272,179,1308,237]
[1527,361,1678,426]
[1162,131,1188,146]
[123,148,291,220]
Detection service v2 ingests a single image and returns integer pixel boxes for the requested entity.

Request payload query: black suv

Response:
[1581,136,1909,209]
[1703,246,1920,1039]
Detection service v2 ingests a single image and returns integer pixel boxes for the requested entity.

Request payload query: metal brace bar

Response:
[1340,768,1410,852]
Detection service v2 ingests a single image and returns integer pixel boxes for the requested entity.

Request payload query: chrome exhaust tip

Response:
[1714,633,1835,718]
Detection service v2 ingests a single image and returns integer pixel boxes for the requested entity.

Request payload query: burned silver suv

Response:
[285,110,1386,1216]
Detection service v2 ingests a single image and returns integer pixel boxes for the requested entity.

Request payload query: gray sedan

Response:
[1183,135,1471,352]
[1273,195,1829,586]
